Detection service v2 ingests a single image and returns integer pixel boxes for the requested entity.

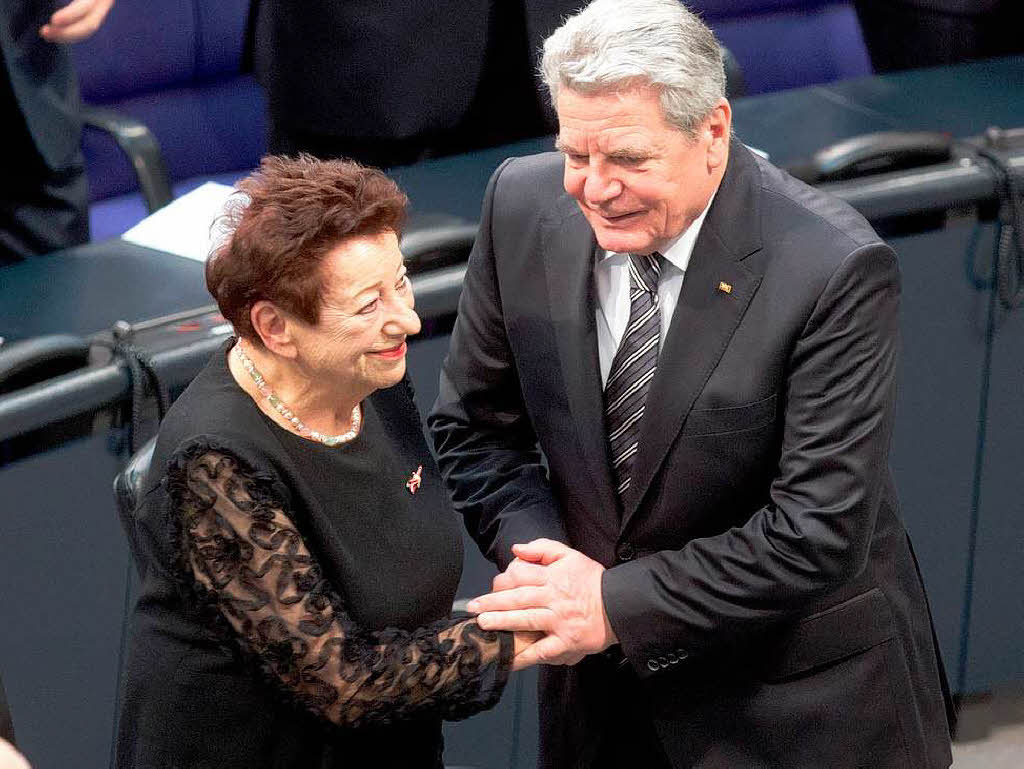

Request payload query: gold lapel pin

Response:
[718,281,733,294]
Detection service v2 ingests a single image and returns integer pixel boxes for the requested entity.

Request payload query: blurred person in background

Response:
[0,0,114,263]
[854,0,1024,71]
[246,0,578,168]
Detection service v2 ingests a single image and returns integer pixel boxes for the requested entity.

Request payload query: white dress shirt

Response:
[594,195,716,385]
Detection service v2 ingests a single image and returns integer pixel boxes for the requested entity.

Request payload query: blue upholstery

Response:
[693,1,872,94]
[73,0,265,239]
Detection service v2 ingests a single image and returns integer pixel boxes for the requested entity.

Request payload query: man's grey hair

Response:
[540,0,725,136]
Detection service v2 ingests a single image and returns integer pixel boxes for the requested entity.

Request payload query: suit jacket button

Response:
[647,659,660,672]
[616,543,636,562]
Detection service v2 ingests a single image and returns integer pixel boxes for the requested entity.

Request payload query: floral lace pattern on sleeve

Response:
[166,443,511,728]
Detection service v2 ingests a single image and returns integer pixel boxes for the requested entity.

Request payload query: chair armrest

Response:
[81,104,174,213]
[400,219,478,274]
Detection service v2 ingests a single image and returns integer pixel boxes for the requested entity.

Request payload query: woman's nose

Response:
[384,296,421,337]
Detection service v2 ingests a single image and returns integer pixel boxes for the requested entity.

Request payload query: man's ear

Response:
[706,98,732,169]
[250,301,298,358]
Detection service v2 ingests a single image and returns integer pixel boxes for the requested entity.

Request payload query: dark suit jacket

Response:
[249,0,483,141]
[247,0,571,142]
[854,0,1024,71]
[430,142,952,769]
[0,0,80,170]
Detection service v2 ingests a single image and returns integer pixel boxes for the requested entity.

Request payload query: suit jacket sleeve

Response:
[429,159,568,570]
[602,242,902,676]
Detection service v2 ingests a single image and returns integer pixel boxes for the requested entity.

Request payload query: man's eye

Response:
[359,299,379,315]
[396,275,409,291]
[566,153,588,164]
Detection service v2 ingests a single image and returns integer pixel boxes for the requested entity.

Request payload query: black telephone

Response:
[785,131,953,184]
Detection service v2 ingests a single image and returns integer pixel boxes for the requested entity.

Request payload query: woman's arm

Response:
[168,444,513,728]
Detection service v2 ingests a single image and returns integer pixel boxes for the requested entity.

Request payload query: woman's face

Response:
[291,230,421,398]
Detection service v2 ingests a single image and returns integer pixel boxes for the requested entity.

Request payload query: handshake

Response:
[466,539,619,671]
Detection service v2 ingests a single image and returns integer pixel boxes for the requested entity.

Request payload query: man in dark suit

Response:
[0,0,114,262]
[430,1,952,767]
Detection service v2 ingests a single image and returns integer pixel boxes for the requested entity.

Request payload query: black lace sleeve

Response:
[166,444,513,729]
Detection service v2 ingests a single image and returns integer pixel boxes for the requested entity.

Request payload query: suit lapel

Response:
[622,141,765,528]
[542,200,621,535]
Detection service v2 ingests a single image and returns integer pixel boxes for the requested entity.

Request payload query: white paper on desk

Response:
[121,181,241,262]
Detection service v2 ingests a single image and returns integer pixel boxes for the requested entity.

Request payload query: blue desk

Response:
[0,241,209,343]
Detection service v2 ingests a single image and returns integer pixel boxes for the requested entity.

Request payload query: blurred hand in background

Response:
[40,0,115,44]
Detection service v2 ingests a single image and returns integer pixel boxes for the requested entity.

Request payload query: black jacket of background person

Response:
[0,0,80,170]
[246,0,570,144]
[430,141,953,769]
[854,0,1024,71]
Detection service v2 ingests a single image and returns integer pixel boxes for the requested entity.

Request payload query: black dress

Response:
[115,344,511,768]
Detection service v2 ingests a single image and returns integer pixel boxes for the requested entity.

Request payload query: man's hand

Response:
[467,539,617,666]
[40,0,115,44]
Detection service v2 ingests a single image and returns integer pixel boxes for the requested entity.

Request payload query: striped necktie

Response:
[605,252,663,499]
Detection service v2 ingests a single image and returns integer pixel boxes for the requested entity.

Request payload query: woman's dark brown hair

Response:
[206,154,407,342]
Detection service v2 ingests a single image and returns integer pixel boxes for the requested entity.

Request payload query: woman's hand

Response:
[511,631,545,671]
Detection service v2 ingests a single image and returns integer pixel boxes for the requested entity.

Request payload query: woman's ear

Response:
[250,301,298,358]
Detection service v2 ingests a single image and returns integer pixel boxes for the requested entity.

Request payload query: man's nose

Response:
[583,167,622,205]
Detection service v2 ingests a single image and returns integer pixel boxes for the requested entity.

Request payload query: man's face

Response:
[556,85,730,254]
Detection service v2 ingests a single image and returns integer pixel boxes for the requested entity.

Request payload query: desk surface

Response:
[734,56,1024,165]
[0,239,210,343]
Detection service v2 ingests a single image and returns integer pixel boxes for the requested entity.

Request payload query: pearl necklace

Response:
[233,342,361,446]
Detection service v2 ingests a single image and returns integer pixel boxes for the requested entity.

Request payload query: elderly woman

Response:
[115,155,534,768]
